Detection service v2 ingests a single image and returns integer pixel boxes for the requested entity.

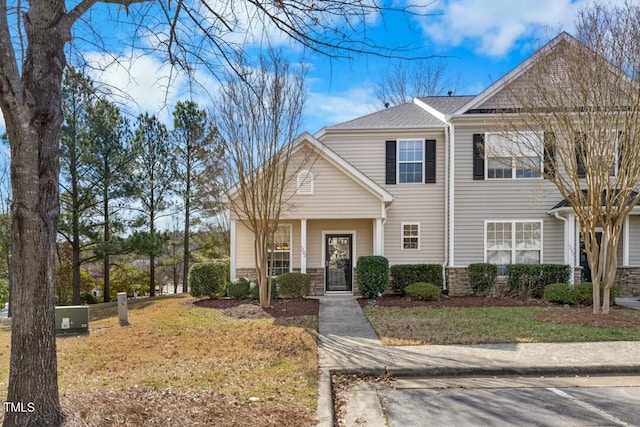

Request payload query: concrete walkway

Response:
[317,295,640,426]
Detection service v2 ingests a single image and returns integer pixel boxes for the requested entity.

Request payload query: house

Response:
[228,32,640,297]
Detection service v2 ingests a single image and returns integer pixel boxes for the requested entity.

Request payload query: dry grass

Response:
[363,306,640,346]
[0,295,318,426]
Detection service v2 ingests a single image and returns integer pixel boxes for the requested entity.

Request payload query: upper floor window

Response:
[485,220,542,275]
[398,140,424,183]
[485,132,543,180]
[297,170,314,195]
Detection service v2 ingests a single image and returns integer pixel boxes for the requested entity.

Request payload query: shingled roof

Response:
[417,95,476,115]
[326,101,445,130]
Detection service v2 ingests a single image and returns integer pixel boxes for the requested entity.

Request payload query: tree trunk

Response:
[149,211,156,297]
[103,193,111,303]
[182,201,190,293]
[2,2,66,424]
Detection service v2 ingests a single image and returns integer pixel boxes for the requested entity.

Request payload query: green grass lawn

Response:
[362,306,640,345]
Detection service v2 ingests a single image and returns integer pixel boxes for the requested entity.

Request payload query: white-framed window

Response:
[296,170,314,195]
[485,132,543,180]
[401,222,420,250]
[398,139,424,183]
[485,220,542,275]
[268,225,292,276]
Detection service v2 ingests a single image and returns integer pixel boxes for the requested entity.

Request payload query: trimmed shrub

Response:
[251,278,279,300]
[356,256,389,299]
[390,264,442,295]
[277,272,312,298]
[543,283,574,304]
[467,263,498,296]
[507,264,571,299]
[226,278,251,299]
[404,282,441,301]
[189,262,229,298]
[81,291,97,305]
[573,282,620,306]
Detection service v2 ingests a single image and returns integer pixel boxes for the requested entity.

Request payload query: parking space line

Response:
[547,387,633,427]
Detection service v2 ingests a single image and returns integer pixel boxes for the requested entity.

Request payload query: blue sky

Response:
[2,0,638,136]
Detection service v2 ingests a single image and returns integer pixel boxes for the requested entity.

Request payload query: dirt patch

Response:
[358,295,548,309]
[57,388,315,427]
[194,298,319,318]
[533,307,640,329]
[331,374,393,427]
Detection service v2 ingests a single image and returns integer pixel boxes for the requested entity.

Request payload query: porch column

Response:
[567,214,576,284]
[230,219,237,281]
[300,218,307,274]
[623,215,630,266]
[374,218,384,256]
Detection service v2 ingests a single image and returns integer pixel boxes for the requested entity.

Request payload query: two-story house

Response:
[228,32,640,297]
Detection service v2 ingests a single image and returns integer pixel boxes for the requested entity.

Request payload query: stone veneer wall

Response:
[446,267,472,296]
[615,267,640,296]
[235,268,326,296]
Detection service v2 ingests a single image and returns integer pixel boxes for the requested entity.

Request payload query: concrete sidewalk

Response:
[317,295,640,426]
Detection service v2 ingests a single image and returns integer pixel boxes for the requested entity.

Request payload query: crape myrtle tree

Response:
[172,100,224,293]
[218,50,308,308]
[495,3,640,314]
[0,0,430,424]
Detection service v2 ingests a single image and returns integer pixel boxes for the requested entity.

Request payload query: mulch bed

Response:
[194,298,319,318]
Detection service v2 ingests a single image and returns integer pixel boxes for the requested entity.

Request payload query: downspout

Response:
[553,211,573,285]
[442,123,451,291]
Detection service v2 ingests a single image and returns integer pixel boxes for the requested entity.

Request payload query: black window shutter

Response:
[617,131,624,174]
[385,140,396,185]
[543,131,556,179]
[575,133,585,178]
[473,133,485,180]
[425,139,436,183]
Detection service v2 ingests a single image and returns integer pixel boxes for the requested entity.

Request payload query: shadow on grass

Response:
[88,293,188,322]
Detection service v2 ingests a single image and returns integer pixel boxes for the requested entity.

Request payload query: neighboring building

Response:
[228,32,640,296]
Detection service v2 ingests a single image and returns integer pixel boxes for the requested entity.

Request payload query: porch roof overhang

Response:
[547,190,640,216]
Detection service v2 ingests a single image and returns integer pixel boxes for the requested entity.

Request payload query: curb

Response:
[318,364,640,426]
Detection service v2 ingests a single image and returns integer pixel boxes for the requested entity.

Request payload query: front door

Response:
[325,234,353,292]
[580,231,602,282]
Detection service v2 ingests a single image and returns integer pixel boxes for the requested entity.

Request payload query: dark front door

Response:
[580,231,602,282]
[325,234,353,292]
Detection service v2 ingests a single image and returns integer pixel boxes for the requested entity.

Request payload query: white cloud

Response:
[304,86,379,132]
[418,0,638,57]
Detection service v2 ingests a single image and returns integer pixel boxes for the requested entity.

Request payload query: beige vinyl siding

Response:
[279,146,382,219]
[452,124,565,266]
[321,130,447,264]
[629,216,640,266]
[235,221,300,269]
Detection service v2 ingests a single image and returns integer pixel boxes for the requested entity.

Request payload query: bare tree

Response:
[374,58,462,107]
[0,1,429,424]
[218,50,307,308]
[495,3,640,314]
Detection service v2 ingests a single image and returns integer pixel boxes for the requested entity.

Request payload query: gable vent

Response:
[297,170,314,195]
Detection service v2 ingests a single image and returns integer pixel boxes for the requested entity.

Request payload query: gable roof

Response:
[453,32,578,116]
[225,132,394,204]
[326,101,445,130]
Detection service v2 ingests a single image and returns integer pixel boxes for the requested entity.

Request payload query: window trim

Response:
[296,169,314,195]
[267,224,293,275]
[484,132,544,180]
[397,139,425,184]
[483,220,544,275]
[401,222,421,251]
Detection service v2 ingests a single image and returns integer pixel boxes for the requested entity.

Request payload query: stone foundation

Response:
[446,267,472,296]
[307,268,325,296]
[615,267,640,296]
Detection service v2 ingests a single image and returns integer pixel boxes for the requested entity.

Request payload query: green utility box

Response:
[55,305,89,336]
